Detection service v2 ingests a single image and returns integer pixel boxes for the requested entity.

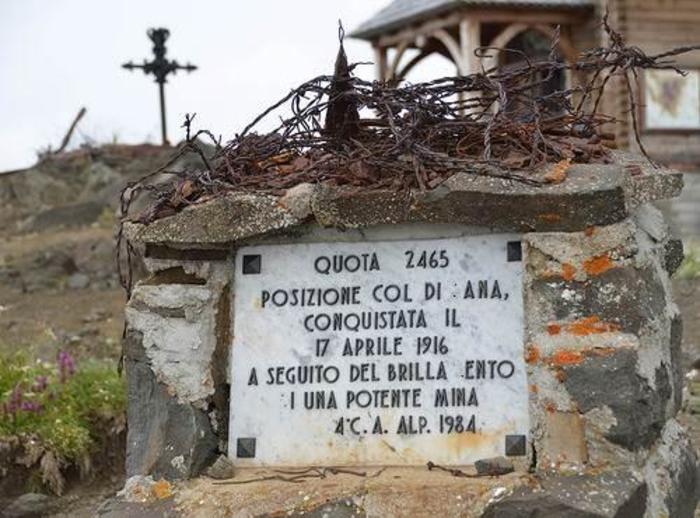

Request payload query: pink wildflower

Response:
[57,350,76,382]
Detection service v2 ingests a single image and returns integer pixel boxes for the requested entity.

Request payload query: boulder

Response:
[481,470,647,517]
[125,332,217,480]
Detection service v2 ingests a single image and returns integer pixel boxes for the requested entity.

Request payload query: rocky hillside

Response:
[0,145,175,233]
[0,145,179,360]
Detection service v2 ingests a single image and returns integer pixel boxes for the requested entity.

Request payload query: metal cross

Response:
[122,28,197,145]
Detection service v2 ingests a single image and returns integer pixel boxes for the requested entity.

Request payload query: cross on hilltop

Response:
[123,28,197,145]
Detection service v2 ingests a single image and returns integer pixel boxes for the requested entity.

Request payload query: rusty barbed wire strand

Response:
[211,466,385,485]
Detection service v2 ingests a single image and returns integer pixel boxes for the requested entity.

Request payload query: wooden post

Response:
[458,18,481,114]
[459,18,481,74]
[374,45,388,82]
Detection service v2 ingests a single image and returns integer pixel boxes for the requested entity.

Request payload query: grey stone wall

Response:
[124,260,230,479]
[122,160,697,515]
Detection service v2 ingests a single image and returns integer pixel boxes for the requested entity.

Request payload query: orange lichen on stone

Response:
[549,350,585,366]
[561,263,576,281]
[544,401,557,413]
[583,254,614,276]
[546,346,617,372]
[544,158,571,184]
[547,324,561,336]
[566,316,620,336]
[584,226,596,237]
[529,384,539,394]
[525,344,541,364]
[151,479,173,500]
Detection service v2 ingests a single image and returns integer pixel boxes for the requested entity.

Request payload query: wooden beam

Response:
[433,28,464,74]
[397,49,433,80]
[466,8,586,25]
[377,12,464,48]
[485,23,579,68]
[389,40,411,80]
[374,8,589,49]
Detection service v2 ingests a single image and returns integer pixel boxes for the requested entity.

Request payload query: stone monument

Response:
[122,156,698,516]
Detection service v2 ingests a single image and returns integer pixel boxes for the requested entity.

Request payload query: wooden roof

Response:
[351,0,595,40]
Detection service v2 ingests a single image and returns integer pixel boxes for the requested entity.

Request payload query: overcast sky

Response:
[0,1,454,172]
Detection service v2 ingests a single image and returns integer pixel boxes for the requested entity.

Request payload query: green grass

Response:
[0,352,126,463]
[678,241,700,279]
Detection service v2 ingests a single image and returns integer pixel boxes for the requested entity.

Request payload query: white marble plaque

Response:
[229,234,528,467]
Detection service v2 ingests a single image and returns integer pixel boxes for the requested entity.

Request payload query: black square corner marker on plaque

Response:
[505,434,527,457]
[236,438,256,458]
[507,241,522,262]
[242,254,261,275]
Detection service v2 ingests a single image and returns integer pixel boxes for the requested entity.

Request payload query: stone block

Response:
[610,150,684,207]
[122,266,229,482]
[126,283,219,404]
[663,238,684,275]
[629,170,684,208]
[529,265,666,336]
[633,203,668,242]
[541,411,588,466]
[481,470,647,517]
[126,165,640,245]
[125,355,217,480]
[524,220,637,283]
[562,349,670,450]
[311,184,411,227]
[125,192,303,245]
[669,313,684,413]
[643,419,699,518]
[413,165,629,232]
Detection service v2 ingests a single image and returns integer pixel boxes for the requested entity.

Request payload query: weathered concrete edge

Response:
[610,149,685,208]
[123,163,681,247]
[628,171,684,208]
